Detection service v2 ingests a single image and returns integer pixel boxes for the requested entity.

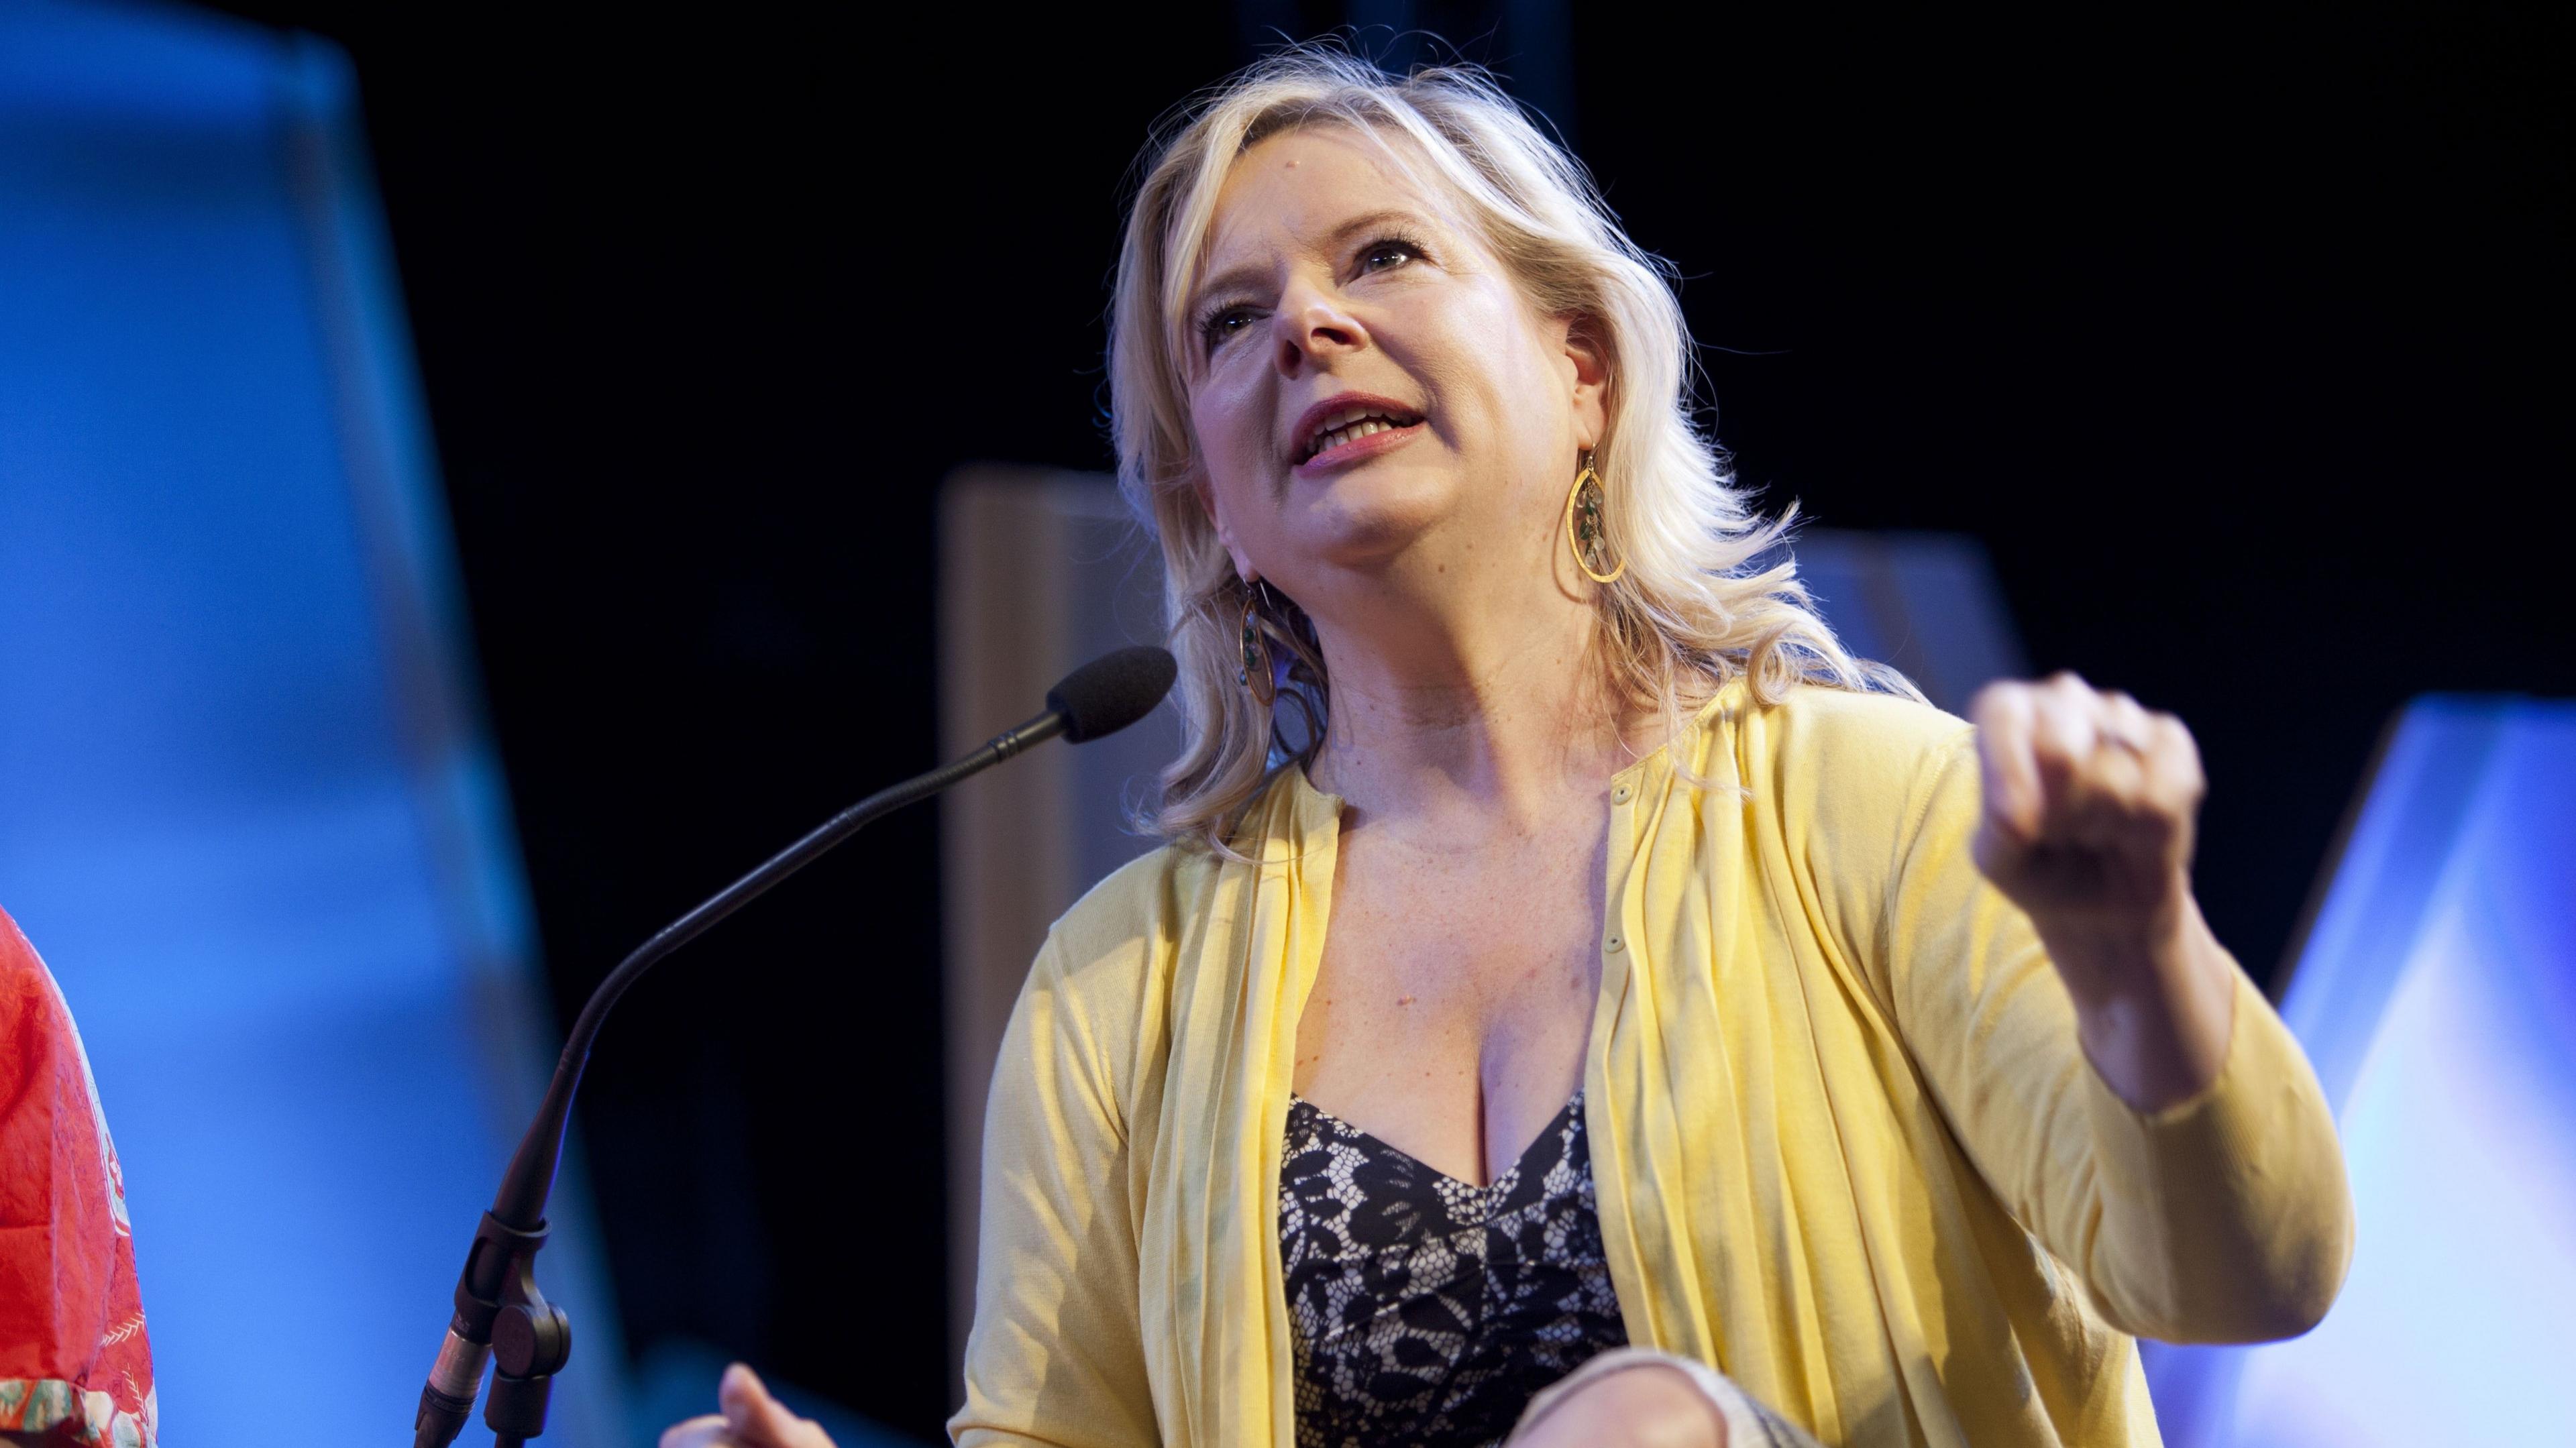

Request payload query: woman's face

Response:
[1183,125,1605,608]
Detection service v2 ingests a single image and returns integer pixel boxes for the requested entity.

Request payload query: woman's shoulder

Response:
[992,846,1201,1095]
[1702,680,1980,833]
[1036,767,1314,1001]
[1046,838,1216,963]
[1746,679,1976,775]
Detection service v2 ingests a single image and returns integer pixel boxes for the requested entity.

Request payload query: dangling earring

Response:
[1564,451,1626,583]
[1238,581,1278,707]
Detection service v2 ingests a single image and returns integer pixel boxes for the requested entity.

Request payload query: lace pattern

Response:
[1279,1090,1628,1448]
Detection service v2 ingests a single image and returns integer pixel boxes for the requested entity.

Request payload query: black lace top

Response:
[1278,1090,1630,1448]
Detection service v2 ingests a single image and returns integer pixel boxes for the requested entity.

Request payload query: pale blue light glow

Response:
[0,3,625,1443]
[2147,700,2576,1446]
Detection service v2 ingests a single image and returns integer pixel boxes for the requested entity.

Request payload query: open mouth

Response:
[1296,404,1426,464]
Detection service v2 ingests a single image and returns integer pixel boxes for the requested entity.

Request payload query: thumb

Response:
[718,1363,812,1445]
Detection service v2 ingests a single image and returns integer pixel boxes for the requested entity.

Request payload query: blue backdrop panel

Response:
[2145,697,2576,1446]
[1786,531,2027,715]
[0,3,625,1443]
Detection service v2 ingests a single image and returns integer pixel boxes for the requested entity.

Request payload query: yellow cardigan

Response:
[951,683,2352,1447]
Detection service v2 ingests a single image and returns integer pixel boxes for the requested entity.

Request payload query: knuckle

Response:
[2120,779,2166,822]
[2102,781,2151,825]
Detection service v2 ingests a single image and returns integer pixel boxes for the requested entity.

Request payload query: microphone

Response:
[413,646,1177,1448]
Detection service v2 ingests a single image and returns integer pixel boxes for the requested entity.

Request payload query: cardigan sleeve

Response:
[1876,730,2354,1345]
[949,930,1159,1447]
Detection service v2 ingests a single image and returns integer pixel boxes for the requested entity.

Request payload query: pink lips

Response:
[1293,420,1424,478]
[1287,392,1428,479]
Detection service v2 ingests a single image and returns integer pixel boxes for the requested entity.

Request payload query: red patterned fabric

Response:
[0,907,154,1447]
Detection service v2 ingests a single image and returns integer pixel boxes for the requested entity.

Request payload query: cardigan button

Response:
[1605,934,1625,953]
[1611,782,1633,805]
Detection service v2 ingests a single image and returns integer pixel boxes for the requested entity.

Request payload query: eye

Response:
[1199,304,1258,351]
[1357,235,1425,274]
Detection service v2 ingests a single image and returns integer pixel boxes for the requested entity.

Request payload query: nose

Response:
[1269,280,1365,377]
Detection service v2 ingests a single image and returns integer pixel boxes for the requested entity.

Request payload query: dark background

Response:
[204,1,2571,1436]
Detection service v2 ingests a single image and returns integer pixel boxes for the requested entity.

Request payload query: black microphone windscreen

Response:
[1047,647,1178,743]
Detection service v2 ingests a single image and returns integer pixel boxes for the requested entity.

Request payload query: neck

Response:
[1301,545,1642,834]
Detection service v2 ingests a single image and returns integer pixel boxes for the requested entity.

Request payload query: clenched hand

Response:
[1970,673,2238,1112]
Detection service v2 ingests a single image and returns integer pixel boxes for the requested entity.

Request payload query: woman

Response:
[666,46,2351,1448]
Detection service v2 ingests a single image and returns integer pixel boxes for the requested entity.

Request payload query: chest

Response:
[1130,776,2011,1447]
[1291,818,1612,1184]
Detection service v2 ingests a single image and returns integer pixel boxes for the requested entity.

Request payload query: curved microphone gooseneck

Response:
[413,645,1178,1448]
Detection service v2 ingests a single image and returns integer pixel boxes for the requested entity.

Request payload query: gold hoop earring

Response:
[1564,455,1626,583]
[1238,582,1278,707]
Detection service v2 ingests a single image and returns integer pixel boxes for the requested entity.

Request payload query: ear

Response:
[1190,469,1260,583]
[1562,315,1611,453]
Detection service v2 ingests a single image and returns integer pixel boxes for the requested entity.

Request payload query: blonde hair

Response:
[1111,46,1911,851]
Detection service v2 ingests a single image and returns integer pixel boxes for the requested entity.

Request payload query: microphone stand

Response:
[413,709,1068,1448]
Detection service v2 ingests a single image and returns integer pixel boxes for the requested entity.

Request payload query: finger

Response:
[2065,734,2153,850]
[2073,685,2180,848]
[2027,674,2102,832]
[720,1364,833,1448]
[2102,690,2155,753]
[2142,710,2206,857]
[2145,710,2203,800]
[719,1364,784,1432]
[2095,692,2185,840]
[1970,682,2043,844]
[661,1416,735,1448]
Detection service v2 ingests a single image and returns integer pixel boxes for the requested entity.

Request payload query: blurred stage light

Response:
[2147,698,2576,1447]
[0,5,627,1443]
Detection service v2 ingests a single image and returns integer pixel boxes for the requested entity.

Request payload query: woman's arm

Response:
[1510,1361,1729,1448]
[1874,676,2353,1345]
[660,926,1161,1448]
[1509,1347,1831,1448]
[948,932,1160,1447]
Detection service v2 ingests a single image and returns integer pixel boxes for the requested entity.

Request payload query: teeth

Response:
[1303,409,1416,460]
[1317,422,1366,453]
